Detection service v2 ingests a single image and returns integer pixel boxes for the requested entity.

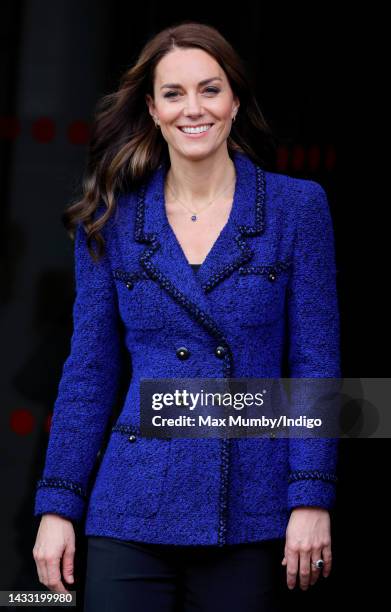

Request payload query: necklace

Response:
[165,169,236,222]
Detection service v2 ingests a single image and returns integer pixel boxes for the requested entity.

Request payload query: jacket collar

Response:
[115,152,266,328]
[131,150,266,321]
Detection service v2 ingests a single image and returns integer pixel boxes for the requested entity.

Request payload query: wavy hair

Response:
[63,20,276,261]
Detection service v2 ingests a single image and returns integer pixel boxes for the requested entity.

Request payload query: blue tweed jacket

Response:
[33,151,340,546]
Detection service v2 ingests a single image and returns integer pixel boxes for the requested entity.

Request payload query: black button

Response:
[215,345,227,359]
[176,346,190,360]
[128,434,137,442]
[125,281,134,289]
[268,271,276,282]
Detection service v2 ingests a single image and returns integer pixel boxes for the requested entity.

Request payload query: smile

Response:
[177,124,214,137]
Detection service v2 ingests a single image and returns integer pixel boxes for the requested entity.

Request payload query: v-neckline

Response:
[161,163,238,271]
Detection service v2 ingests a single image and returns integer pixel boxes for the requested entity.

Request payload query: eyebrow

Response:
[160,77,223,90]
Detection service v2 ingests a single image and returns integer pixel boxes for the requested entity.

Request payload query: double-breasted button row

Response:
[176,345,228,360]
[128,434,137,442]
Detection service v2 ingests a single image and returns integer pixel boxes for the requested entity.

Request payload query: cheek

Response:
[157,104,177,123]
[216,118,234,137]
[213,98,235,118]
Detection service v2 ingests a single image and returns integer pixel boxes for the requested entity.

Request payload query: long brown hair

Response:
[64,20,276,261]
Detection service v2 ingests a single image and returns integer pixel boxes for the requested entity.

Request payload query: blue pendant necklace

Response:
[165,173,236,222]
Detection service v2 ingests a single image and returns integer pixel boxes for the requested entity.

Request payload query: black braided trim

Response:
[111,423,171,441]
[288,470,338,484]
[238,259,293,277]
[112,268,150,286]
[36,477,87,499]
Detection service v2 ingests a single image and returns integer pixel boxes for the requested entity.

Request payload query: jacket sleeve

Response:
[33,219,123,522]
[286,181,340,512]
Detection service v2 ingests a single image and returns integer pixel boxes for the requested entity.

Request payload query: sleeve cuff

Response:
[34,478,87,522]
[287,470,338,511]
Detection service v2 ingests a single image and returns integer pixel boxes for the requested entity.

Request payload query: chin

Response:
[180,149,217,162]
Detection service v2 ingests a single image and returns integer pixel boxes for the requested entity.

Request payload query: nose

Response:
[184,93,203,116]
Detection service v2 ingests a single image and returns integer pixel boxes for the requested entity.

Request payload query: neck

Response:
[165,149,236,209]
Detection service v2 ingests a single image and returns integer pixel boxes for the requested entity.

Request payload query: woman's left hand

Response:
[281,506,332,591]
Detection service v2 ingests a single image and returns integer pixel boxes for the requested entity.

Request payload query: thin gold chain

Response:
[165,167,236,220]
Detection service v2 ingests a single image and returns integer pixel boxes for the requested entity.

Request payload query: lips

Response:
[177,124,214,137]
[177,124,214,130]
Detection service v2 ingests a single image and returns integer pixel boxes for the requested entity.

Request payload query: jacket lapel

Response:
[134,150,266,319]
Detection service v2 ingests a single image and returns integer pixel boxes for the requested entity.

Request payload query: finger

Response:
[40,556,50,589]
[299,549,311,591]
[310,548,323,585]
[62,546,75,585]
[286,549,299,590]
[321,543,332,577]
[45,557,67,593]
[33,550,45,587]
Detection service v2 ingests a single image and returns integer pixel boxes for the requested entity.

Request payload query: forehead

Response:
[154,48,224,84]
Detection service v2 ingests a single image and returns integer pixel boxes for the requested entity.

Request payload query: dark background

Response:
[0,1,387,610]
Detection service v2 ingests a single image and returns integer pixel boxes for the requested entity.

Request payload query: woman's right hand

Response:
[32,513,76,593]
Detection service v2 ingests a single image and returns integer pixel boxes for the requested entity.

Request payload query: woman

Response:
[32,21,340,612]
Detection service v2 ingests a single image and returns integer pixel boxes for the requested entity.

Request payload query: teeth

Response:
[180,124,212,134]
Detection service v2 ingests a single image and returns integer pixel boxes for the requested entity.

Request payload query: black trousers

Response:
[83,535,284,612]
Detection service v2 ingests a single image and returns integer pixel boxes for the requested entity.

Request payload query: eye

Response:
[163,87,220,99]
[204,87,220,94]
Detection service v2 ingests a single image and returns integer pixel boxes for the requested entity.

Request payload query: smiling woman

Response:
[32,19,339,612]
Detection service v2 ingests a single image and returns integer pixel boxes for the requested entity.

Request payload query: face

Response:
[145,47,239,161]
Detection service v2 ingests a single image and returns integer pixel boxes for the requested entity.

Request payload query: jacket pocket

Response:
[113,268,165,330]
[90,426,171,518]
[237,437,289,515]
[237,259,292,326]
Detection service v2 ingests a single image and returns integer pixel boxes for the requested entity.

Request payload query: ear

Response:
[145,94,155,118]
